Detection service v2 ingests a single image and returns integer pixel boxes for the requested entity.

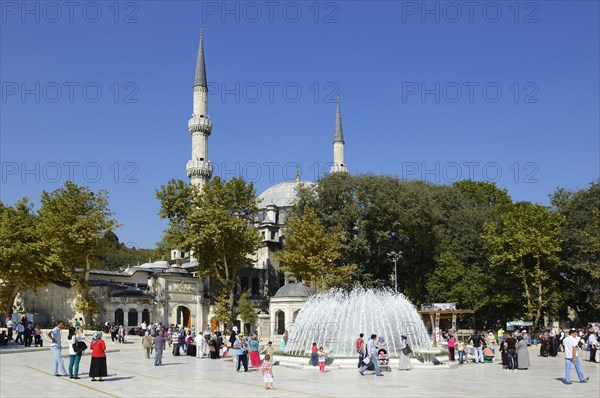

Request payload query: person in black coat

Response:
[229,331,237,348]
[210,336,220,359]
[499,338,508,368]
[549,331,558,357]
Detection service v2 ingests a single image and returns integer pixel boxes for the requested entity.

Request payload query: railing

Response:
[188,115,212,132]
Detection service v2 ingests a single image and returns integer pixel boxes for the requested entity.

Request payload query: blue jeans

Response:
[357,350,364,368]
[154,348,163,365]
[51,346,67,375]
[359,353,381,375]
[507,349,517,370]
[68,353,82,377]
[473,347,483,363]
[565,357,585,383]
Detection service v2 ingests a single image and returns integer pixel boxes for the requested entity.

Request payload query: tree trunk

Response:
[83,255,94,327]
[222,250,236,329]
[229,282,236,329]
[521,265,533,319]
[5,282,22,316]
[533,258,544,328]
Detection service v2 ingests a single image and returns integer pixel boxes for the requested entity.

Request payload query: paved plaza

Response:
[1,338,598,397]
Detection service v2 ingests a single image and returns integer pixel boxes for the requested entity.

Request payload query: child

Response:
[318,346,327,373]
[457,340,466,364]
[310,342,318,366]
[261,341,274,363]
[118,326,125,344]
[261,354,275,390]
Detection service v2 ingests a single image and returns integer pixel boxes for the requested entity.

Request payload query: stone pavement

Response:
[1,339,598,397]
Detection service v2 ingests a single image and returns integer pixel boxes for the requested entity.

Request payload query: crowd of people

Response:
[1,316,597,388]
[1,316,47,347]
[432,325,597,384]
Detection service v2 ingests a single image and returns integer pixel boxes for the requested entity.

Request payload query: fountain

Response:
[284,287,432,358]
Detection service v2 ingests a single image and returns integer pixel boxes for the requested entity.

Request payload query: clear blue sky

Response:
[2,1,599,249]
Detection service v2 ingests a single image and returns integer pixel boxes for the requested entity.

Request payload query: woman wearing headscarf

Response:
[89,332,107,381]
[186,330,196,357]
[249,334,261,367]
[549,329,558,357]
[397,335,412,370]
[540,331,550,357]
[142,330,153,359]
[499,336,508,368]
[194,331,204,358]
[67,326,85,379]
[516,336,530,369]
[210,335,220,359]
[485,332,497,353]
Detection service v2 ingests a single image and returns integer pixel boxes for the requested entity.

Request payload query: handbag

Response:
[402,344,412,356]
[362,355,371,365]
[73,341,87,353]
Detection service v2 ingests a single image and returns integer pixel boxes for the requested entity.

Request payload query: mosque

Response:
[18,29,348,341]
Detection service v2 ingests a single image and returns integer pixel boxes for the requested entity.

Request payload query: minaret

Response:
[186,28,213,189]
[330,97,348,173]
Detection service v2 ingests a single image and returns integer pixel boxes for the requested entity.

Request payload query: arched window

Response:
[114,309,124,326]
[128,308,138,326]
[142,309,150,324]
[276,310,285,334]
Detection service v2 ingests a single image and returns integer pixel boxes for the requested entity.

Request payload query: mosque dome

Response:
[273,283,315,298]
[257,180,315,209]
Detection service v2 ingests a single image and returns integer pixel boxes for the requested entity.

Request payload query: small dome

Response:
[274,283,315,298]
[257,180,315,209]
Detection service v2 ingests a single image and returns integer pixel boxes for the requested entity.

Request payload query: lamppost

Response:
[387,251,402,294]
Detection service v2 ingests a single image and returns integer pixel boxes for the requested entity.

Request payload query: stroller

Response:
[377,348,391,372]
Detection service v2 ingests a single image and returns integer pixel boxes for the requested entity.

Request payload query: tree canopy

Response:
[38,181,118,325]
[276,207,356,291]
[0,198,56,314]
[157,176,260,323]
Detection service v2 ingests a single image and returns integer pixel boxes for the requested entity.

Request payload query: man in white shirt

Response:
[15,322,25,344]
[587,329,598,363]
[47,320,68,377]
[563,328,589,384]
[359,334,383,376]
[6,319,13,341]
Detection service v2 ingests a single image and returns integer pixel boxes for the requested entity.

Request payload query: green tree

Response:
[213,288,232,326]
[96,231,159,270]
[38,182,118,325]
[237,290,257,327]
[157,176,260,323]
[482,202,564,327]
[551,181,600,321]
[0,198,57,314]
[277,207,355,290]
[453,180,512,208]
[426,182,519,326]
